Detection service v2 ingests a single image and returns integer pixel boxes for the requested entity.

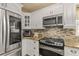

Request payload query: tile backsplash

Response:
[33,27,79,46]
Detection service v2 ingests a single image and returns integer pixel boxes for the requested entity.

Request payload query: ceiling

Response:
[22,3,53,12]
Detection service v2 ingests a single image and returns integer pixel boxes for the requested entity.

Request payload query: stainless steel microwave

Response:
[43,14,63,26]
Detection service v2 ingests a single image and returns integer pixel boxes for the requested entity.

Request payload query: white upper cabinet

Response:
[48,4,63,16]
[30,12,44,29]
[30,4,64,29]
[21,13,31,29]
[63,3,76,28]
[38,4,64,17]
[23,3,76,29]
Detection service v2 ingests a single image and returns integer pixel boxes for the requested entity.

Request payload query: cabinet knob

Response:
[34,47,36,49]
[70,50,77,54]
[34,42,36,43]
[33,54,35,56]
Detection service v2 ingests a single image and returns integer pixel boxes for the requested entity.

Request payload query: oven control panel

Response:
[39,37,64,49]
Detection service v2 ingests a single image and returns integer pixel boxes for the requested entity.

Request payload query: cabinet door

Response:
[24,16,30,27]
[22,39,27,56]
[22,39,39,56]
[64,46,79,56]
[22,13,31,29]
[27,41,35,56]
[28,40,39,56]
[63,4,76,28]
[32,41,39,56]
[23,16,31,29]
[22,39,33,56]
[43,4,63,16]
[53,5,63,15]
[30,9,45,29]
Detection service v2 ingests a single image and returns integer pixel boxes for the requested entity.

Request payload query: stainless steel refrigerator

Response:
[0,8,21,55]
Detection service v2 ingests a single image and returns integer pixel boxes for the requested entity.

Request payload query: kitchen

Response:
[0,3,79,56]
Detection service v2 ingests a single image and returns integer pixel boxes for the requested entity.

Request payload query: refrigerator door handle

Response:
[2,17,4,45]
[0,9,6,54]
[2,10,6,45]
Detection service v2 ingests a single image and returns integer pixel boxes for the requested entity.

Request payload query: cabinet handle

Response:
[26,54,30,56]
[33,54,35,56]
[34,42,36,43]
[34,47,36,49]
[70,50,77,54]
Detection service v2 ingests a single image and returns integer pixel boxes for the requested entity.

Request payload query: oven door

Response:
[40,48,62,56]
[6,11,21,52]
[39,44,64,56]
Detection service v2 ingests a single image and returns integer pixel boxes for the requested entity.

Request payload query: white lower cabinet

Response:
[64,46,79,56]
[22,39,39,56]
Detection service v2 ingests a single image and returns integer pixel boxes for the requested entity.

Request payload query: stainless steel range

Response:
[39,37,64,56]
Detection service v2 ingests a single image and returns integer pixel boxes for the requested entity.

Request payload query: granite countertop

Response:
[65,41,79,48]
[64,36,79,48]
[23,37,32,39]
[23,36,79,48]
[23,37,43,41]
[65,45,79,48]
